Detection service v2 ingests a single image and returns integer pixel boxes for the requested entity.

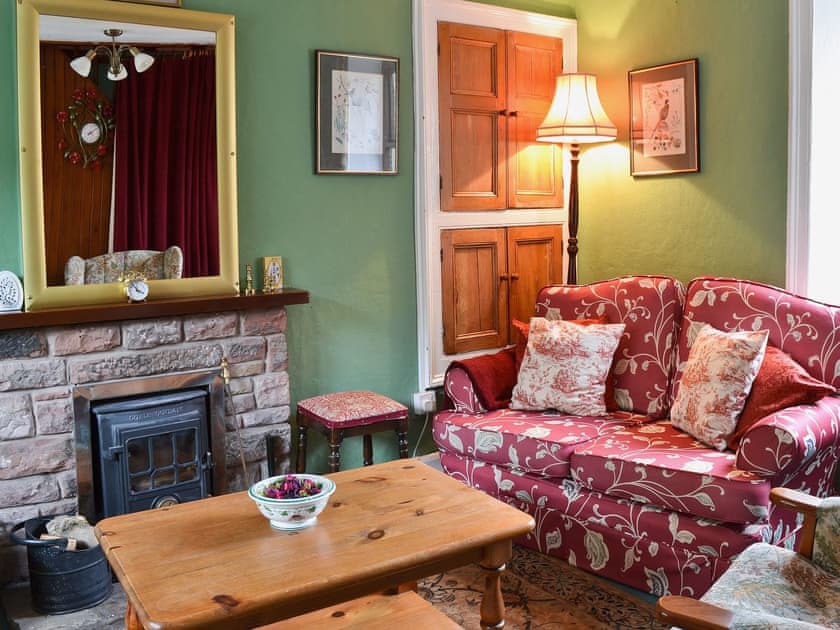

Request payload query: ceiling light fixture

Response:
[70,28,155,82]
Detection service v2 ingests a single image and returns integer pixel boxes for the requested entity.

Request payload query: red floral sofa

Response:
[433,276,840,597]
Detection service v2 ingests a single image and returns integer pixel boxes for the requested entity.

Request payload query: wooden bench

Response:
[259,591,461,629]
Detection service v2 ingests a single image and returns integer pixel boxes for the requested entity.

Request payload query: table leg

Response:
[363,434,373,466]
[479,540,512,629]
[125,601,143,630]
[295,424,308,473]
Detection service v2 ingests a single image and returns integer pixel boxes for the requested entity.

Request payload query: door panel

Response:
[506,224,564,333]
[441,228,509,354]
[506,32,564,208]
[438,22,506,211]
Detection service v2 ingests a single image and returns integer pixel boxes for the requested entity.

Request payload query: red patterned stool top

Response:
[297,391,409,429]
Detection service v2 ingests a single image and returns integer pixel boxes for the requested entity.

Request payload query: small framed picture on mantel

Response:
[315,50,399,175]
[629,58,699,176]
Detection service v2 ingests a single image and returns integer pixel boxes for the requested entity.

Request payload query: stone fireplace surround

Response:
[0,292,306,584]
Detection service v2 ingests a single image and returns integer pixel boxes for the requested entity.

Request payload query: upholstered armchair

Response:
[64,246,184,285]
[656,487,840,629]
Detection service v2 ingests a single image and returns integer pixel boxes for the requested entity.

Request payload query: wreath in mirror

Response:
[56,88,115,169]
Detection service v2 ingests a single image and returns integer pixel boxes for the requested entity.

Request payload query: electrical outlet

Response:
[412,391,436,415]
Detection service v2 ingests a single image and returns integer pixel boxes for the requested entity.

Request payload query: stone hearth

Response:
[0,306,293,584]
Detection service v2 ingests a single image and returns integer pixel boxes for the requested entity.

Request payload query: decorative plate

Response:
[0,271,23,312]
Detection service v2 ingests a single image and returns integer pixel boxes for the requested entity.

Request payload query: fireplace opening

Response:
[73,369,227,523]
[91,389,212,521]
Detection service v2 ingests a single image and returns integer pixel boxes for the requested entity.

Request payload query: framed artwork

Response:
[262,256,283,292]
[316,51,399,175]
[112,0,182,6]
[629,59,699,176]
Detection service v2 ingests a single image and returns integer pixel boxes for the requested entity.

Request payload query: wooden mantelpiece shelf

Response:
[0,289,309,331]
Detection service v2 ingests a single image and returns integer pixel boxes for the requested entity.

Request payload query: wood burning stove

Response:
[73,369,227,523]
[92,389,213,520]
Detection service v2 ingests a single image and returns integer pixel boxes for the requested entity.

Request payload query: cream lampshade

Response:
[537,73,616,284]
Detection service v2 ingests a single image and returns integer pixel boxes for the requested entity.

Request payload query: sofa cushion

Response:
[536,275,685,418]
[570,420,770,524]
[670,324,768,450]
[673,277,840,406]
[433,408,651,479]
[511,319,625,415]
[728,345,836,450]
[512,317,618,410]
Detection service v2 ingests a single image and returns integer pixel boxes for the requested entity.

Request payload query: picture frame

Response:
[262,256,283,292]
[629,58,699,176]
[111,0,182,6]
[316,50,399,175]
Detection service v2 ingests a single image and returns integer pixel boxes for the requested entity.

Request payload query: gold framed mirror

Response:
[17,0,238,310]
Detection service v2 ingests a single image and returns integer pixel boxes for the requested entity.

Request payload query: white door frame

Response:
[412,0,578,390]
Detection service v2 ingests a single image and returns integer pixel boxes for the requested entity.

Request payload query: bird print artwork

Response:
[641,78,686,157]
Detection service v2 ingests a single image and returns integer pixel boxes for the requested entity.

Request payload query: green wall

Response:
[572,0,788,285]
[0,0,789,472]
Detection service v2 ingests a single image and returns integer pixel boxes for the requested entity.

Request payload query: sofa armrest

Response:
[736,395,840,480]
[443,347,517,414]
[444,366,487,414]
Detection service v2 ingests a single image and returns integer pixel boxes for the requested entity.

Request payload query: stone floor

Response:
[1,583,127,630]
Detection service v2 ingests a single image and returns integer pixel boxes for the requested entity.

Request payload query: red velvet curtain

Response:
[113,53,219,277]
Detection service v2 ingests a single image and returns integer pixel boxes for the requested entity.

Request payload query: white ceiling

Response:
[39,15,215,45]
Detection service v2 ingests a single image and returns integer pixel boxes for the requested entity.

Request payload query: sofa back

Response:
[672,277,840,403]
[536,275,685,418]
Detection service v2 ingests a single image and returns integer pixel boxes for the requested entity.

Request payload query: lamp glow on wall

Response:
[537,73,617,284]
[70,29,155,82]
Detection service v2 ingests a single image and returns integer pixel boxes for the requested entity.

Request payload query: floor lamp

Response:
[536,74,617,284]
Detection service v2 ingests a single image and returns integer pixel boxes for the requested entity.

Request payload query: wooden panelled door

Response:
[441,228,508,354]
[441,225,563,355]
[438,22,507,211]
[438,23,563,211]
[506,32,564,208]
[505,224,564,327]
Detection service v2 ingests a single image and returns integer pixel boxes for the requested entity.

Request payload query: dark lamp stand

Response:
[566,143,581,284]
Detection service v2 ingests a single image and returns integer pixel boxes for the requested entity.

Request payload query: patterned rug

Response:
[418,545,669,629]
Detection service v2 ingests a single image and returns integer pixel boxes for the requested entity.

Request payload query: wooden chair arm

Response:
[656,595,734,630]
[770,487,821,559]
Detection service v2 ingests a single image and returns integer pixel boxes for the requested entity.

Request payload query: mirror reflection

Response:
[39,16,219,286]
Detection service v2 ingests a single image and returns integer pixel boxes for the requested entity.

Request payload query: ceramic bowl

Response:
[248,474,336,530]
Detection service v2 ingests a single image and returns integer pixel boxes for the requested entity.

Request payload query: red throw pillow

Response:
[512,316,619,411]
[727,345,836,450]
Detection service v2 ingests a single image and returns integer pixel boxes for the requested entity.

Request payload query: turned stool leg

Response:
[363,434,374,466]
[296,423,308,473]
[396,419,409,459]
[328,428,342,472]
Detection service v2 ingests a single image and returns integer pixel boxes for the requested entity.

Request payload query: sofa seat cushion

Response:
[440,452,767,597]
[433,409,651,479]
[570,421,769,524]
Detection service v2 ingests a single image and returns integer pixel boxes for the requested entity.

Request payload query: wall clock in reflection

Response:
[0,271,23,313]
[56,88,115,168]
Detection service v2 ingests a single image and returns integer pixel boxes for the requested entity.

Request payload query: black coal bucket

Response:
[10,517,112,614]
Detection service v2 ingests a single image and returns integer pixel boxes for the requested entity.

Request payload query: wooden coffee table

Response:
[95,459,535,629]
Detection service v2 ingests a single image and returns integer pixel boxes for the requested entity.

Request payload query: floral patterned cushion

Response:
[537,276,685,418]
[670,324,769,450]
[64,246,184,285]
[510,319,625,415]
[701,542,840,628]
[571,421,769,523]
[297,390,408,429]
[434,408,651,479]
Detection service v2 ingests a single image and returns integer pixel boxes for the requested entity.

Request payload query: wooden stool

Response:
[296,390,409,473]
